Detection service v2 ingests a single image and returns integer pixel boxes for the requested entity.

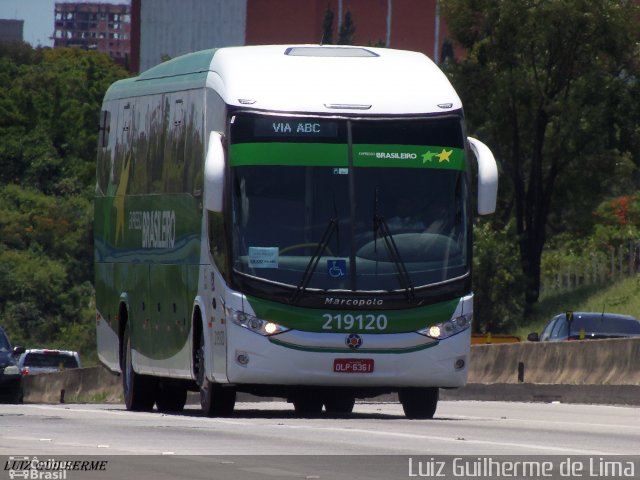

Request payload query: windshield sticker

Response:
[327,259,347,278]
[248,247,279,268]
[354,145,465,170]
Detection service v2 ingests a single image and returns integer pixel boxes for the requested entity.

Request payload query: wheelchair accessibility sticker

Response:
[327,259,347,278]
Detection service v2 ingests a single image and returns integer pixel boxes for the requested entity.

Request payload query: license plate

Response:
[333,358,374,373]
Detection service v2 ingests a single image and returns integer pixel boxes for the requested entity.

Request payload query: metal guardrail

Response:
[471,333,521,344]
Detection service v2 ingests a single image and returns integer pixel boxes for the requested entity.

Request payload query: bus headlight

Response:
[419,313,472,340]
[226,307,288,336]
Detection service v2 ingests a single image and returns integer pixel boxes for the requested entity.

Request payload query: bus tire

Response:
[156,382,187,413]
[122,323,156,411]
[323,395,355,414]
[201,381,236,417]
[292,392,324,415]
[399,387,438,419]
[196,331,235,416]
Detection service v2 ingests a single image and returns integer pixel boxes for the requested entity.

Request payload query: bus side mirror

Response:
[204,131,225,212]
[467,137,498,215]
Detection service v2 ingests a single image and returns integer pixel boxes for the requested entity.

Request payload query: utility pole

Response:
[434,1,440,64]
[386,0,392,47]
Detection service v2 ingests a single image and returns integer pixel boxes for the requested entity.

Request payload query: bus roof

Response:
[104,45,462,115]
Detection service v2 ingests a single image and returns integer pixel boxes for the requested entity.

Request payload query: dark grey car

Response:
[0,327,25,403]
[528,312,640,342]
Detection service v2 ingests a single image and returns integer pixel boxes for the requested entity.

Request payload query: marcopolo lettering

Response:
[324,297,384,307]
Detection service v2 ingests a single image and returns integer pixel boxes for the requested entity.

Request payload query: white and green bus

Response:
[95,45,497,418]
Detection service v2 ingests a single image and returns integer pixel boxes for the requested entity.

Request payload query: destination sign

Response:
[254,118,338,138]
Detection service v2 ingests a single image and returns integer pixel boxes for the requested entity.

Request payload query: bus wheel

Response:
[292,392,324,415]
[156,382,187,413]
[323,395,355,414]
[399,387,438,419]
[201,381,236,417]
[122,323,156,411]
[196,333,235,416]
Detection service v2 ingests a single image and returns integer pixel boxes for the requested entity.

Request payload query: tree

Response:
[321,5,335,44]
[338,10,356,45]
[441,0,640,308]
[321,7,356,46]
[0,45,129,359]
[473,221,525,333]
[0,47,127,194]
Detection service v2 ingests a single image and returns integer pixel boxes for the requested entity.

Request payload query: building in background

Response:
[2,0,450,74]
[54,2,131,68]
[130,0,452,73]
[130,0,245,73]
[0,19,24,43]
[244,0,452,61]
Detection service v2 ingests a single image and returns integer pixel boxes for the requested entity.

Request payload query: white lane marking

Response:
[6,403,638,455]
[259,424,618,455]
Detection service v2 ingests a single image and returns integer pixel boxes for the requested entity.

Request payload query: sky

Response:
[0,0,130,47]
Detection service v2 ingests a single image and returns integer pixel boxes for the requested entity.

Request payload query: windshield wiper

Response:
[290,217,337,305]
[373,188,416,303]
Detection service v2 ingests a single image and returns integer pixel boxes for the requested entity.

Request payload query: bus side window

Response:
[97,110,112,194]
[99,110,110,148]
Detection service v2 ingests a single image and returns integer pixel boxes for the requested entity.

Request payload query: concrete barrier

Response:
[439,383,640,405]
[22,365,121,404]
[21,337,640,405]
[467,337,640,385]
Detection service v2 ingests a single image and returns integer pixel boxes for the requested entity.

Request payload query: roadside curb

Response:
[439,383,640,406]
[356,384,640,406]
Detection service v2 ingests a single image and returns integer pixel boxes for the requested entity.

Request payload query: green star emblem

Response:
[422,151,436,163]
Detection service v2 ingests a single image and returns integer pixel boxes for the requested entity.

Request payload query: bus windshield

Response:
[227,113,468,296]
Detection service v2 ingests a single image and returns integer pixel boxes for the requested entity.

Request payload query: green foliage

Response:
[0,47,128,193]
[591,194,640,248]
[540,194,640,280]
[441,0,640,306]
[0,45,128,361]
[472,220,525,333]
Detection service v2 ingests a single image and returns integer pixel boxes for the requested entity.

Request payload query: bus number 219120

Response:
[322,313,388,331]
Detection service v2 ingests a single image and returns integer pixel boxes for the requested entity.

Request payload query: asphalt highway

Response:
[1,400,638,479]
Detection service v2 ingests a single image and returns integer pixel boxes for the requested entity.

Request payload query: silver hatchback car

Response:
[17,349,81,375]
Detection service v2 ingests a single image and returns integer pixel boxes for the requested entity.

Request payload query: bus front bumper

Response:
[225,326,470,388]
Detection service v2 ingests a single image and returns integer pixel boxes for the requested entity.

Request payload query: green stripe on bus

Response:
[230,143,348,167]
[268,337,439,354]
[230,143,465,170]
